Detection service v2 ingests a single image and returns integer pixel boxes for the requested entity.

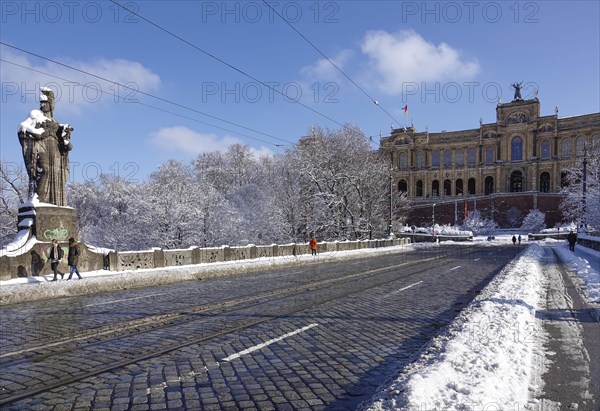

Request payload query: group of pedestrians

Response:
[49,237,82,281]
[510,231,578,252]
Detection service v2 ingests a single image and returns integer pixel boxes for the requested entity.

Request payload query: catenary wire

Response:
[0,42,292,146]
[0,58,289,148]
[108,0,346,128]
[260,0,406,129]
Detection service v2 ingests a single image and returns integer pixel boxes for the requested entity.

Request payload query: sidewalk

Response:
[537,245,599,410]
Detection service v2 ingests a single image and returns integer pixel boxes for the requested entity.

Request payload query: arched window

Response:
[576,137,586,156]
[540,172,550,193]
[444,150,452,167]
[468,148,476,165]
[511,136,523,161]
[432,150,440,167]
[510,171,523,192]
[484,176,494,195]
[541,140,551,160]
[561,138,570,158]
[456,149,464,166]
[398,179,408,193]
[399,152,407,169]
[485,146,494,164]
[561,171,569,188]
[468,178,476,195]
[416,180,423,197]
[443,179,451,196]
[432,180,439,197]
[417,151,426,168]
[455,179,464,195]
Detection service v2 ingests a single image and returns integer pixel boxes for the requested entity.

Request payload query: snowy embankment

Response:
[362,244,547,410]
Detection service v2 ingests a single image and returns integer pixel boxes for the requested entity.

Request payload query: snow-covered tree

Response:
[462,210,497,235]
[280,125,402,241]
[520,209,547,232]
[143,160,205,249]
[69,174,146,250]
[0,161,27,246]
[560,139,600,230]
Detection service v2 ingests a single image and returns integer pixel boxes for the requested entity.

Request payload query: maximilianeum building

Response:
[379,97,600,229]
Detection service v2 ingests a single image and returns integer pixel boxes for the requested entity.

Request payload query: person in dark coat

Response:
[67,237,82,279]
[512,235,517,245]
[567,231,577,252]
[49,238,64,281]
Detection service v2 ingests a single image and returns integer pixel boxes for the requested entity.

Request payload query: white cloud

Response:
[360,30,480,94]
[300,49,353,81]
[0,45,160,115]
[150,126,240,155]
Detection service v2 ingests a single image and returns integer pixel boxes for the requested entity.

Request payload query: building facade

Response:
[379,98,600,228]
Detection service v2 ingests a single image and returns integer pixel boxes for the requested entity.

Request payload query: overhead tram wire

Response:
[108,0,346,128]
[260,0,405,130]
[0,42,292,147]
[0,58,286,148]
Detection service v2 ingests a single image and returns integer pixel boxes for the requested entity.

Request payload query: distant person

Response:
[67,237,82,280]
[512,235,517,245]
[518,234,522,245]
[49,238,64,281]
[309,236,318,256]
[567,231,577,252]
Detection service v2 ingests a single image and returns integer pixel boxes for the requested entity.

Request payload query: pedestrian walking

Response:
[518,234,522,245]
[309,235,318,256]
[67,237,82,280]
[567,231,577,252]
[512,235,517,245]
[49,238,64,281]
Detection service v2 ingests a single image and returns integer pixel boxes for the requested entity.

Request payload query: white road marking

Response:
[449,266,462,271]
[221,323,318,362]
[474,258,481,261]
[85,293,166,307]
[388,281,423,296]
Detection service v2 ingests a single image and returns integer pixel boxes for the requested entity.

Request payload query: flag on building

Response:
[403,105,408,115]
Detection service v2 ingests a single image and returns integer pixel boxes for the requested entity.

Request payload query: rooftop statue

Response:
[511,82,523,101]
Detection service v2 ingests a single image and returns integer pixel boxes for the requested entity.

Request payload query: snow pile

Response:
[362,245,546,410]
[553,242,600,306]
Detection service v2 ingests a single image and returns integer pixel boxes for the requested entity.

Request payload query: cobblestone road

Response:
[0,244,521,410]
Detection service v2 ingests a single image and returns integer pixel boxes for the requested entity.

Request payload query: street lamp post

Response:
[582,142,587,230]
[432,203,436,237]
[388,173,393,237]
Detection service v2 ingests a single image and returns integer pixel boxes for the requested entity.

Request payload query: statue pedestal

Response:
[0,204,104,280]
[19,204,80,242]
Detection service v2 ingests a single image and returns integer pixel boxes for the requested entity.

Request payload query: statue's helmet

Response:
[39,88,55,113]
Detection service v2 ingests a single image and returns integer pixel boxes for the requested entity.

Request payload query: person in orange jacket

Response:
[309,235,317,256]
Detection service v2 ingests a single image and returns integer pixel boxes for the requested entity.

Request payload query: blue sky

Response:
[1,1,599,183]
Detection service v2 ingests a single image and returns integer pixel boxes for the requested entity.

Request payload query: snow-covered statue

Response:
[17,88,73,206]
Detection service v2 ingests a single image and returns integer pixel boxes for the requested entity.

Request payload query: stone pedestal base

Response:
[18,204,79,242]
[0,205,104,280]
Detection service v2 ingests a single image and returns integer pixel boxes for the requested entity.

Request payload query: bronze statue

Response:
[511,82,523,101]
[18,88,73,206]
